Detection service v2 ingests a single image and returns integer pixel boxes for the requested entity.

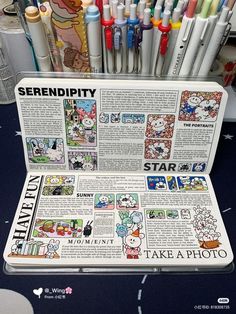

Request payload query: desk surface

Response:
[0,103,235,314]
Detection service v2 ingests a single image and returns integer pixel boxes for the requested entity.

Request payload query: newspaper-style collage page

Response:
[15,78,227,173]
[3,172,233,268]
[3,77,234,270]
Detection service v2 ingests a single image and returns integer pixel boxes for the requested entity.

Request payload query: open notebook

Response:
[3,77,234,273]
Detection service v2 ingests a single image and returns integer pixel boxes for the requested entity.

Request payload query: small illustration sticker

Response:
[177,176,208,191]
[179,91,222,121]
[68,152,97,171]
[147,176,167,190]
[192,205,221,249]
[122,114,145,124]
[9,239,60,259]
[32,219,83,238]
[26,138,64,164]
[116,211,145,259]
[167,176,178,191]
[146,209,165,219]
[64,99,96,147]
[42,185,74,196]
[116,193,139,209]
[192,162,206,172]
[94,194,115,209]
[146,114,175,138]
[144,139,172,159]
[178,163,192,172]
[45,175,75,185]
[166,210,179,219]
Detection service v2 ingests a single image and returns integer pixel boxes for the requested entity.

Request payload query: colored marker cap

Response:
[85,5,100,23]
[200,0,213,18]
[209,0,220,15]
[186,0,198,18]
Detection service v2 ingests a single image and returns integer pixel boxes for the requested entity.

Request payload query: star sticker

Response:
[15,131,22,136]
[223,134,234,140]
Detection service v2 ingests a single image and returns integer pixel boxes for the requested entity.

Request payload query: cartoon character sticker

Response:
[111,113,120,123]
[42,185,74,196]
[45,175,75,185]
[116,211,145,259]
[122,114,145,124]
[178,163,192,172]
[116,193,139,209]
[147,210,165,219]
[147,176,167,190]
[94,194,115,209]
[99,112,109,123]
[179,91,222,121]
[180,209,191,219]
[192,205,221,249]
[145,139,172,159]
[177,176,208,191]
[45,239,60,258]
[68,152,97,171]
[83,221,93,237]
[32,219,83,238]
[192,162,206,172]
[124,229,145,259]
[9,239,60,259]
[26,138,64,164]
[146,114,175,138]
[167,176,178,191]
[64,99,96,147]
[166,210,179,219]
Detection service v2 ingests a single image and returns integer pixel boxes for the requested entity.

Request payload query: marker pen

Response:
[112,0,118,18]
[125,0,132,17]
[195,0,204,13]
[114,5,127,73]
[25,6,52,71]
[101,4,114,73]
[182,0,190,12]
[127,4,139,73]
[85,5,102,73]
[198,6,229,76]
[155,9,171,75]
[162,7,181,74]
[179,0,212,76]
[176,0,185,13]
[191,0,220,75]
[140,8,153,75]
[167,0,197,76]
[138,0,146,21]
[150,5,162,75]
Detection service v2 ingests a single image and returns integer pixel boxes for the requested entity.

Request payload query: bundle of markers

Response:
[15,0,235,77]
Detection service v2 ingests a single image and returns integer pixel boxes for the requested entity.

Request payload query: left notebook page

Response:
[15,77,227,174]
[3,172,233,269]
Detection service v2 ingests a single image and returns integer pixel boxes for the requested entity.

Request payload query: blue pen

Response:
[127,4,140,73]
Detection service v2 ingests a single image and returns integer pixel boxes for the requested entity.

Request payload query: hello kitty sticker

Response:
[179,91,222,122]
